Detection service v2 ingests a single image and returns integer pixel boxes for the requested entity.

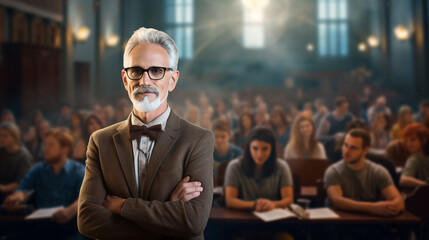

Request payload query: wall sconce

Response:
[306,43,314,52]
[358,42,367,52]
[394,25,409,41]
[106,34,119,47]
[75,26,91,42]
[367,35,379,47]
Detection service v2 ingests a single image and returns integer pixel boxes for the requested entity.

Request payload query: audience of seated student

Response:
[399,123,429,188]
[413,99,429,123]
[317,97,355,138]
[224,126,293,212]
[54,102,72,127]
[185,105,201,126]
[0,123,34,203]
[270,105,291,148]
[212,119,243,184]
[370,113,391,150]
[284,113,327,159]
[313,98,329,131]
[4,128,85,239]
[324,128,404,217]
[367,95,391,124]
[70,111,87,162]
[390,105,414,140]
[0,109,16,124]
[232,112,256,150]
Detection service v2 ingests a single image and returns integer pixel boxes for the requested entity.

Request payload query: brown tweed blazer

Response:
[78,110,214,240]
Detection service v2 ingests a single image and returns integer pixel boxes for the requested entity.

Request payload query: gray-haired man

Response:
[78,27,214,240]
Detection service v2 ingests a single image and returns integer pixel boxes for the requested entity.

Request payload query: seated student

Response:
[317,97,354,138]
[270,105,291,148]
[284,113,326,159]
[224,126,293,212]
[370,113,391,150]
[4,128,85,239]
[232,112,256,150]
[390,105,413,141]
[0,123,33,203]
[399,123,429,188]
[324,128,404,217]
[213,119,242,185]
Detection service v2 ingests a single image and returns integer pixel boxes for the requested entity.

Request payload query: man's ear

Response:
[122,69,129,90]
[168,70,179,92]
[363,146,370,156]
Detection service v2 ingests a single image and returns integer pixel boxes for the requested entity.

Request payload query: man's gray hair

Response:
[123,27,179,70]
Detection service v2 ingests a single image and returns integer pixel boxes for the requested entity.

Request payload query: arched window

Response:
[165,0,194,59]
[242,0,267,49]
[317,0,348,57]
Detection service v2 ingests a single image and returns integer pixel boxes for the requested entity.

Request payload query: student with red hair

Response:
[399,123,429,187]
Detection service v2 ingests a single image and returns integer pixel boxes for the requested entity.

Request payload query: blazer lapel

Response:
[142,111,181,199]
[113,115,139,198]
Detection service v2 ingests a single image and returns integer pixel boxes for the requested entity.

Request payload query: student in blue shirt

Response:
[213,118,242,185]
[4,128,85,239]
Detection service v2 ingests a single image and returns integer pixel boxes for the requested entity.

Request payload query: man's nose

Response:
[139,72,151,86]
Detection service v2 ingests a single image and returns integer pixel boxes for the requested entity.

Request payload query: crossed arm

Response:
[78,132,214,239]
[327,184,404,216]
[225,186,293,212]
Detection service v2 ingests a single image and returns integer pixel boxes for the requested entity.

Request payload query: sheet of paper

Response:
[253,208,296,222]
[308,207,339,219]
[25,206,63,220]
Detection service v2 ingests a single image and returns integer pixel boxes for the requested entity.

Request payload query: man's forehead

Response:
[127,43,169,65]
[345,135,362,146]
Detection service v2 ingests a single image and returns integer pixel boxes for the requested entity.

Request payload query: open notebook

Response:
[253,205,339,222]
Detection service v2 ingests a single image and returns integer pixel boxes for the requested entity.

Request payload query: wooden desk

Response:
[207,207,423,240]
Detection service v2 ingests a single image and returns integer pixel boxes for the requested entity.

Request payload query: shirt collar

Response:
[131,106,171,131]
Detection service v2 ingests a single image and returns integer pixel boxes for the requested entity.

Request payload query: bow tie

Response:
[129,124,162,141]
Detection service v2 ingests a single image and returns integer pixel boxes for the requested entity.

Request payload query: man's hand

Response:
[169,176,203,202]
[255,198,275,212]
[102,195,126,215]
[3,191,25,206]
[52,207,74,224]
[370,201,402,217]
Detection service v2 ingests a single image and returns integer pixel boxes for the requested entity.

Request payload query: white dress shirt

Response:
[131,107,171,189]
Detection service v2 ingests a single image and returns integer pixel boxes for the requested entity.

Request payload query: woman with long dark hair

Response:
[225,126,293,212]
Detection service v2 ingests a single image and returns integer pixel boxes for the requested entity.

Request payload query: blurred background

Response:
[0,0,427,123]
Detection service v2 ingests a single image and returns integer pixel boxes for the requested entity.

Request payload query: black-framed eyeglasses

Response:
[124,66,173,80]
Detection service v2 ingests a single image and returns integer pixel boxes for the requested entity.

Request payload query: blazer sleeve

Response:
[77,135,159,240]
[120,130,214,238]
